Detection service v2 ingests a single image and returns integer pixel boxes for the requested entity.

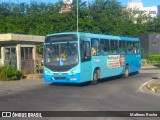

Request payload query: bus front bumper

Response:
[44,73,81,83]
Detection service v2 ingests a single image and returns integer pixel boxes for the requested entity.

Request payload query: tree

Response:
[0,0,159,37]
[147,16,160,33]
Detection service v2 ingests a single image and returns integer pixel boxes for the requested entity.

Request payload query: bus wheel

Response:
[91,71,98,85]
[123,66,129,78]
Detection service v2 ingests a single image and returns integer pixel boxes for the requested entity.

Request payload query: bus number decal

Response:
[94,59,100,63]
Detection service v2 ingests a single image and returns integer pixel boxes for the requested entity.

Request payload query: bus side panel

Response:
[105,67,125,78]
[92,56,125,79]
[106,55,125,77]
[125,54,141,73]
[91,56,112,79]
[92,56,110,78]
[80,61,92,83]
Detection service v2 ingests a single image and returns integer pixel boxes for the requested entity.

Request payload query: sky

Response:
[0,0,159,7]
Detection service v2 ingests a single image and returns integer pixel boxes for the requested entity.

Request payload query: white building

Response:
[141,6,158,17]
[63,0,73,5]
[60,0,73,13]
[127,0,143,9]
[127,0,159,17]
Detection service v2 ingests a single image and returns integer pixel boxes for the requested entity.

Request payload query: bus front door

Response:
[80,39,92,83]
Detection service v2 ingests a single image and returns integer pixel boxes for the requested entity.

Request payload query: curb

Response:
[146,79,160,93]
[140,80,154,92]
[140,79,160,96]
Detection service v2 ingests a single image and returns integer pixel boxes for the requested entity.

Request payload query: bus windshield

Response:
[44,42,78,71]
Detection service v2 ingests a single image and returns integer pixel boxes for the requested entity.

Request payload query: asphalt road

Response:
[0,67,160,120]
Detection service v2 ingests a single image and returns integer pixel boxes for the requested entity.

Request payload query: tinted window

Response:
[110,40,119,54]
[99,39,110,55]
[126,41,133,54]
[133,42,140,54]
[91,38,99,56]
[119,40,127,54]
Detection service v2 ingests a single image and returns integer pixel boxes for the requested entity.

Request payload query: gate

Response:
[21,47,34,74]
[4,47,17,68]
[21,60,34,74]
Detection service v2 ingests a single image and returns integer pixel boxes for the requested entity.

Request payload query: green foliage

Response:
[148,54,160,63]
[0,0,160,36]
[0,65,22,81]
[147,16,160,33]
[36,43,44,54]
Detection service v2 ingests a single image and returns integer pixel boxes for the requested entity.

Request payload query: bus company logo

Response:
[2,112,11,117]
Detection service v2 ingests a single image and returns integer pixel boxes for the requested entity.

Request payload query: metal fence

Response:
[4,60,17,69]
[21,59,34,74]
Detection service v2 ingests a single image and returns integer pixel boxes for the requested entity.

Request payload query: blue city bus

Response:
[43,32,141,85]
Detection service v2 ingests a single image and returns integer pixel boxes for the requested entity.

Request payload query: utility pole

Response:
[77,0,79,32]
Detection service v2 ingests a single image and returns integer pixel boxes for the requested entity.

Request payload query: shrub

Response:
[148,54,160,64]
[0,65,22,81]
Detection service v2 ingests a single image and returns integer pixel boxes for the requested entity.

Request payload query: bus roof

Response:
[47,32,139,41]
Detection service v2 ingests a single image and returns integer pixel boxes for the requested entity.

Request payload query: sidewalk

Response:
[0,74,44,96]
[141,64,160,69]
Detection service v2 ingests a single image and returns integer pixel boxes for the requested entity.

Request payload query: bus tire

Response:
[91,70,98,85]
[123,66,129,78]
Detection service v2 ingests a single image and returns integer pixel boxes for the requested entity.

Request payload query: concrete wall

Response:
[140,34,149,56]
[149,34,160,54]
[0,34,44,43]
[0,34,44,73]
[140,34,160,57]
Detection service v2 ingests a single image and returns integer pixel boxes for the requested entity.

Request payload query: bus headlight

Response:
[44,70,52,75]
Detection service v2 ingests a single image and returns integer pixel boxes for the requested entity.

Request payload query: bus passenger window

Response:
[133,42,140,54]
[119,40,126,54]
[110,40,119,54]
[100,39,110,55]
[91,38,99,56]
[126,41,133,54]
